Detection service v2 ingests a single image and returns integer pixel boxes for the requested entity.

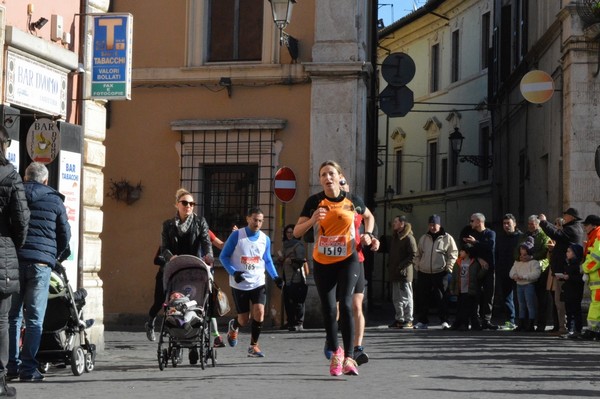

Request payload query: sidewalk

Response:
[15,323,600,399]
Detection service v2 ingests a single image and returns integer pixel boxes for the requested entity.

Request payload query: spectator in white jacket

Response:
[509,237,541,332]
[413,214,458,329]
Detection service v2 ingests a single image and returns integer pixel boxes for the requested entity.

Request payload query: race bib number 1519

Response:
[318,236,347,257]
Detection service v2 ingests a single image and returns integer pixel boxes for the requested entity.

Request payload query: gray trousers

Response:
[392,281,413,322]
[0,293,11,378]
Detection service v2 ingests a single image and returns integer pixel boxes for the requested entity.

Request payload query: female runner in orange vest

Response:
[293,160,374,377]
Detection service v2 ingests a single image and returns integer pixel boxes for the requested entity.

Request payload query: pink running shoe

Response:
[329,347,344,376]
[342,357,359,376]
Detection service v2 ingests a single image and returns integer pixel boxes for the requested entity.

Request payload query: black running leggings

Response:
[314,253,359,358]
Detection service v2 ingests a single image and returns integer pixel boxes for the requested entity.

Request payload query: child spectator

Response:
[562,243,584,339]
[510,237,541,332]
[449,244,486,331]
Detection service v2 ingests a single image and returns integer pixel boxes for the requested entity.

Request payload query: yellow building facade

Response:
[102,0,374,327]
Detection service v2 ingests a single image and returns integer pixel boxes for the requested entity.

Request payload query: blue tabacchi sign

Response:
[91,14,133,100]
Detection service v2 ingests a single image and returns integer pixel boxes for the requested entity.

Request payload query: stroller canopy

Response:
[163,255,213,303]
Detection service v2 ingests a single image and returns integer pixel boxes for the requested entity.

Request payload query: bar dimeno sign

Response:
[91,14,133,100]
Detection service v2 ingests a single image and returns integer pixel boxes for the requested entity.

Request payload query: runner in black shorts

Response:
[354,259,367,294]
[219,208,283,358]
[231,286,267,314]
[340,178,379,366]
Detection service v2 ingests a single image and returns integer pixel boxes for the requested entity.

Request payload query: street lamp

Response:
[269,0,296,45]
[449,127,464,154]
[448,127,493,168]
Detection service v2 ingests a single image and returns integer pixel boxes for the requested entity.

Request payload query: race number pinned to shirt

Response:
[318,236,348,257]
[241,256,260,271]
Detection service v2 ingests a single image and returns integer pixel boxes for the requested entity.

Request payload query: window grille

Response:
[177,123,279,249]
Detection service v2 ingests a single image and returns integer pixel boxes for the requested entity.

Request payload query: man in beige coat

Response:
[414,214,458,329]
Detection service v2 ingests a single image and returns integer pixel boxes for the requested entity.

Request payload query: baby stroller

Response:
[157,255,216,370]
[36,264,97,376]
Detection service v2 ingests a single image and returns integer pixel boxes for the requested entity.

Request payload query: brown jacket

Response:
[387,223,417,283]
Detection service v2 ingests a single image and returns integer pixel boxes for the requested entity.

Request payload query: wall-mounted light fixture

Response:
[30,17,48,31]
[449,127,493,168]
[269,0,296,45]
[269,0,300,62]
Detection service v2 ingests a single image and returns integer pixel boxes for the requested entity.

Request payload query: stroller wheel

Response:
[70,346,85,376]
[171,347,182,368]
[84,343,96,373]
[158,348,168,370]
[84,352,94,372]
[158,349,165,371]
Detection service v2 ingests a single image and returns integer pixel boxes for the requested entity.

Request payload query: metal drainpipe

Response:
[381,114,390,299]
[366,0,380,306]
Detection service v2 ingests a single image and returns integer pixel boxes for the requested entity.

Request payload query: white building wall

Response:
[374,0,493,299]
[377,0,492,229]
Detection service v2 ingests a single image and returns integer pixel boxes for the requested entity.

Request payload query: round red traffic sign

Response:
[274,167,297,203]
[520,70,554,104]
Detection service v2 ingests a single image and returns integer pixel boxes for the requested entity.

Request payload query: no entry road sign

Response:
[520,70,554,104]
[274,167,297,203]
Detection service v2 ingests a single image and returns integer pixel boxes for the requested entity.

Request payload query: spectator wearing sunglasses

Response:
[145,189,212,364]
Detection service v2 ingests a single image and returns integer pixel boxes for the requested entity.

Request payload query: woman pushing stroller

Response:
[145,188,221,358]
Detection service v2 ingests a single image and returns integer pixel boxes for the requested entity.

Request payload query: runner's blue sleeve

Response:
[219,230,240,275]
[263,238,278,279]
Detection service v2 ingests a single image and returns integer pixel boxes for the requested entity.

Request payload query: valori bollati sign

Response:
[90,13,133,100]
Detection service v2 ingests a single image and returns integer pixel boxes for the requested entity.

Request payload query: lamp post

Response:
[269,0,296,45]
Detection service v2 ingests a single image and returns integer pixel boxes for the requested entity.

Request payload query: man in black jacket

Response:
[7,162,70,382]
[0,127,29,397]
[462,213,497,330]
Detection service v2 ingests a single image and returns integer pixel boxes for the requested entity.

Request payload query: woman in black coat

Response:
[0,126,29,397]
[145,189,213,346]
